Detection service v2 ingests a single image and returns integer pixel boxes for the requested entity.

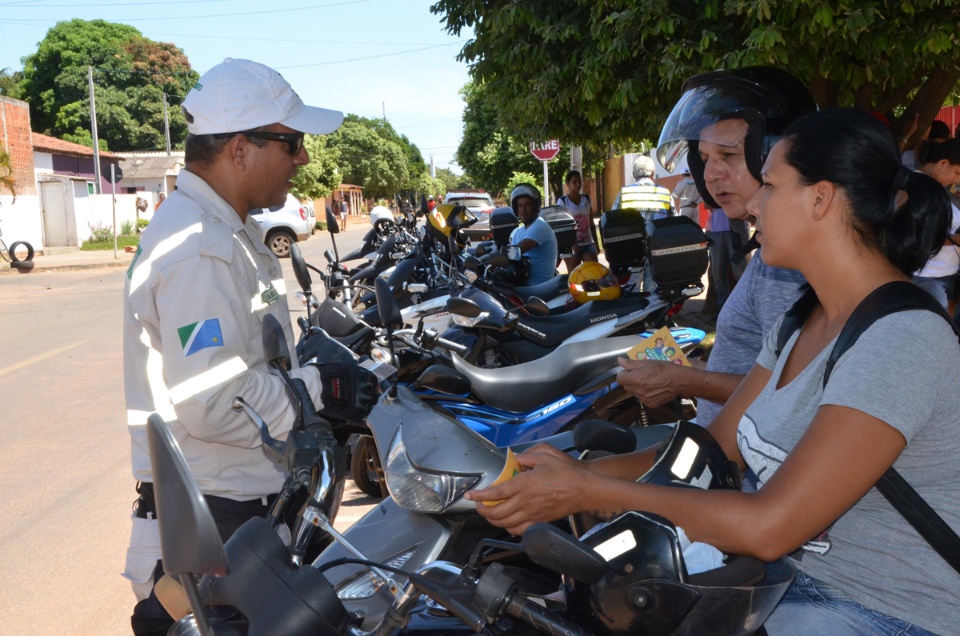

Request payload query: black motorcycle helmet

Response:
[656,67,817,208]
[510,183,542,215]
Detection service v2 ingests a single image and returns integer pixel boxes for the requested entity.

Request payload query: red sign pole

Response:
[530,140,561,204]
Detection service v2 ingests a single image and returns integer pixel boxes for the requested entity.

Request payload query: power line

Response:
[275,41,461,70]
[0,0,371,21]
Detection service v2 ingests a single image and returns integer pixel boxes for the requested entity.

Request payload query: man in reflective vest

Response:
[612,155,675,220]
[122,58,377,635]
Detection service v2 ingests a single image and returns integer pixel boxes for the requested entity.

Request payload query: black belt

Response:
[133,482,276,520]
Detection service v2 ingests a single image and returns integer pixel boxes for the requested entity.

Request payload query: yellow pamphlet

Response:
[626,326,691,366]
[482,448,523,506]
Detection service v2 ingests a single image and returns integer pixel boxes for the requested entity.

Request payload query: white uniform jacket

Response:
[123,169,322,500]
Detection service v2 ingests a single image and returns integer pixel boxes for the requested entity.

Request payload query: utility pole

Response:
[430,155,435,178]
[162,93,171,155]
[382,101,386,122]
[88,65,102,194]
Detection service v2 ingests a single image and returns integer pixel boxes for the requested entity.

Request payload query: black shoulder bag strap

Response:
[776,281,960,575]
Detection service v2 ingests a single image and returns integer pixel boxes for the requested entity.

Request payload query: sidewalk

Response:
[0,246,136,275]
[0,218,373,276]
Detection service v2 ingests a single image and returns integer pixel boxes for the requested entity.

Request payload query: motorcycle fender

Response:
[312,497,455,627]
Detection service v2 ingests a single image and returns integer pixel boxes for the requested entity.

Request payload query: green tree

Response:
[431,1,960,148]
[328,116,411,199]
[0,68,23,98]
[434,166,469,193]
[290,134,342,200]
[19,19,198,151]
[0,148,16,201]
[505,171,543,202]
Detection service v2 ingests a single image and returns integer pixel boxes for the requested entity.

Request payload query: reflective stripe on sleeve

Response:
[167,356,247,405]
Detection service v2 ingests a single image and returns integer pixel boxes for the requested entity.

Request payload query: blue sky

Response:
[0,0,472,171]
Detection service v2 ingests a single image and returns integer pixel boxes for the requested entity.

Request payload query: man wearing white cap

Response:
[122,58,377,634]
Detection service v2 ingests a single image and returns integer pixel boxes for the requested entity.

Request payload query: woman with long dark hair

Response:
[468,109,960,634]
[912,137,960,309]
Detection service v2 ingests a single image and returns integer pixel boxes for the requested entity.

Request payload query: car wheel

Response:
[266,229,296,258]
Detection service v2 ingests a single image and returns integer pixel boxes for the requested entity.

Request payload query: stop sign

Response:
[530,139,560,161]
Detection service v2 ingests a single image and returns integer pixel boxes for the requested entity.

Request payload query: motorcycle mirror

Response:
[261,313,292,371]
[462,255,481,271]
[325,206,340,234]
[446,297,482,318]
[378,236,398,255]
[375,277,403,328]
[485,252,510,268]
[573,420,637,455]
[524,296,550,316]
[523,524,607,584]
[290,244,312,294]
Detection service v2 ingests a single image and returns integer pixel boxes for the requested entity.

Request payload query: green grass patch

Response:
[81,235,140,251]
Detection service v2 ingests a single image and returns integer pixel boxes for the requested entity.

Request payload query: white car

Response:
[444,191,496,240]
[250,193,312,257]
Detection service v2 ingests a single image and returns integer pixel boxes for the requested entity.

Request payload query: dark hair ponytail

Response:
[917,137,960,167]
[780,108,950,275]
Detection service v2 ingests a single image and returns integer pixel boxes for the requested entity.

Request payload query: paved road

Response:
[0,222,377,635]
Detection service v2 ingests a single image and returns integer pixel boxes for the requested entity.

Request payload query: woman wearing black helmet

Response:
[470,108,959,636]
[618,67,815,428]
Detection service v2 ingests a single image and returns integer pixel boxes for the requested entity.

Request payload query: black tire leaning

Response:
[8,241,34,263]
[12,260,34,273]
[350,435,385,498]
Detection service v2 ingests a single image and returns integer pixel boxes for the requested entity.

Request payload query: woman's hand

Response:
[464,451,596,535]
[617,357,683,407]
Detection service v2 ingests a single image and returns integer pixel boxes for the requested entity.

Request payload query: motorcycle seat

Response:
[509,274,569,304]
[514,293,650,348]
[450,335,640,412]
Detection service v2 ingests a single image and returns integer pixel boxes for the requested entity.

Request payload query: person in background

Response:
[154,192,165,211]
[508,183,558,285]
[911,137,960,309]
[122,58,378,635]
[612,155,674,220]
[672,168,702,222]
[427,194,437,212]
[339,197,348,228]
[557,169,597,272]
[902,119,950,170]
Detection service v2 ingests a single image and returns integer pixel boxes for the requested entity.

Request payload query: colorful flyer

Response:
[627,326,691,366]
[482,448,523,506]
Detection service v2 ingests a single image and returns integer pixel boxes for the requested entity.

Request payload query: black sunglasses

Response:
[214,130,304,155]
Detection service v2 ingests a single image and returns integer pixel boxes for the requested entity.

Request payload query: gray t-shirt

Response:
[698,249,806,425]
[740,310,960,634]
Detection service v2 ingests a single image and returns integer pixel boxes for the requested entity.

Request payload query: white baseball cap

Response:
[182,58,343,136]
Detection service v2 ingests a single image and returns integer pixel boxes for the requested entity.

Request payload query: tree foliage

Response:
[434,166,471,192]
[0,68,23,98]
[431,0,960,149]
[290,134,342,200]
[0,148,16,201]
[19,19,198,151]
[327,115,436,199]
[328,116,410,199]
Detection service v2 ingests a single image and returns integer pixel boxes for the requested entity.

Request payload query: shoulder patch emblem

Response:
[178,319,224,356]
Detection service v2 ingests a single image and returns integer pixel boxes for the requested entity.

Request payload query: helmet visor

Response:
[656,80,785,173]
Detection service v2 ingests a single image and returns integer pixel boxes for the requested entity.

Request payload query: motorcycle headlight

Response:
[385,426,481,512]
[452,312,485,328]
[369,346,393,366]
[335,547,416,600]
